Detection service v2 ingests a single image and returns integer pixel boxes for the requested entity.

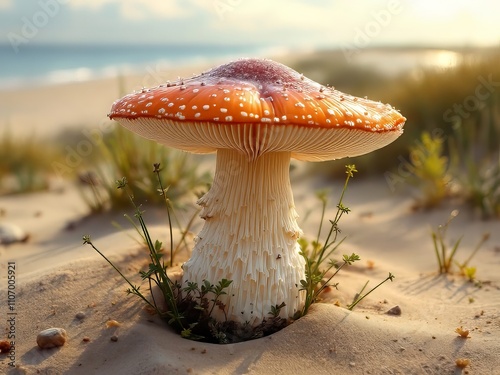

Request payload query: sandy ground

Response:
[1,59,500,374]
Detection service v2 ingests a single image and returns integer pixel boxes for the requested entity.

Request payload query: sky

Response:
[0,0,499,50]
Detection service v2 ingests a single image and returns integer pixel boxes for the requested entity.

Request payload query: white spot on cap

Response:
[179,105,186,110]
[194,113,201,118]
[203,105,210,110]
[192,105,198,110]
[281,115,287,121]
[327,109,335,116]
[295,102,305,108]
[264,110,270,116]
[168,103,174,107]
[193,89,199,93]
[261,118,272,123]
[224,97,230,102]
[225,116,233,121]
[160,98,169,102]
[220,108,228,113]
[158,108,166,114]
[241,111,248,117]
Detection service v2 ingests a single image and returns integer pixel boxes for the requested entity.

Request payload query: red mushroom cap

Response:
[109,58,406,161]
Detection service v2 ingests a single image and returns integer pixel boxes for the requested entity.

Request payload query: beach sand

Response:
[1,59,499,375]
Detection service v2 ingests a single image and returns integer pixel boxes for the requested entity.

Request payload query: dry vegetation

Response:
[1,46,499,217]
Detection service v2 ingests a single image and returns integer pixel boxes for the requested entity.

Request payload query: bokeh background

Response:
[1,0,499,216]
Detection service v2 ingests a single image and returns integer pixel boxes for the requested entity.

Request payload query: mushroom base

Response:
[182,149,305,329]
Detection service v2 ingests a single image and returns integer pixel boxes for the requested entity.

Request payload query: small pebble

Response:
[106,319,121,328]
[75,312,86,320]
[110,335,118,342]
[0,223,28,244]
[37,328,67,349]
[386,305,402,316]
[82,337,90,342]
[0,339,12,353]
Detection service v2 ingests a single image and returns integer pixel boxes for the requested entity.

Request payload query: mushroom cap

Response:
[109,58,405,161]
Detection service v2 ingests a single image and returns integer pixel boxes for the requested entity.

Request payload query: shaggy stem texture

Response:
[182,149,305,325]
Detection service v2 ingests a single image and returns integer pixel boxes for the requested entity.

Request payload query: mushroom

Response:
[109,58,405,331]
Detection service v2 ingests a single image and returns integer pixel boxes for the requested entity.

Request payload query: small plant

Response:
[79,125,211,213]
[431,210,489,278]
[347,273,395,310]
[299,165,395,314]
[407,131,451,209]
[83,174,231,342]
[83,165,287,343]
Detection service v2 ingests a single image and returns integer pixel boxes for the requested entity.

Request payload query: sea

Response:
[0,43,466,91]
[0,43,271,90]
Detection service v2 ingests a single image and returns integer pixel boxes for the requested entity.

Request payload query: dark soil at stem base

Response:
[170,299,291,344]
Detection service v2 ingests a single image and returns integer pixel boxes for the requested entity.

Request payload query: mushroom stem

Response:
[182,149,305,325]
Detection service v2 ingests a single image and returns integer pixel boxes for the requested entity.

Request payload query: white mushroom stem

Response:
[182,149,305,326]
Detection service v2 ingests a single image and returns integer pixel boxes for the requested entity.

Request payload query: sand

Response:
[1,58,500,375]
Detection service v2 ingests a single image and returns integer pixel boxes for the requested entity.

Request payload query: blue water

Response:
[0,43,268,89]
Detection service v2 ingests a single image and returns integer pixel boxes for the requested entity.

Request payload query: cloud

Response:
[68,0,189,20]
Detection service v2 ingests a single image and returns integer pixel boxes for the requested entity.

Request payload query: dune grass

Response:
[292,47,500,186]
[431,210,490,280]
[0,130,59,195]
[449,99,500,218]
[78,125,211,213]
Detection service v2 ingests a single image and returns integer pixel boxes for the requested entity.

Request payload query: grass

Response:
[292,47,500,179]
[390,97,499,217]
[83,171,233,342]
[0,129,59,194]
[449,98,500,218]
[299,165,395,315]
[78,125,211,213]
[84,163,396,344]
[431,209,490,280]
[84,166,290,343]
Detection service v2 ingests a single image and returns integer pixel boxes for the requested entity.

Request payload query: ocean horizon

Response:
[0,42,270,90]
[0,42,475,91]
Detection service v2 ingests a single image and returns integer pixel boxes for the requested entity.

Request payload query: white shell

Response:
[0,223,28,244]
